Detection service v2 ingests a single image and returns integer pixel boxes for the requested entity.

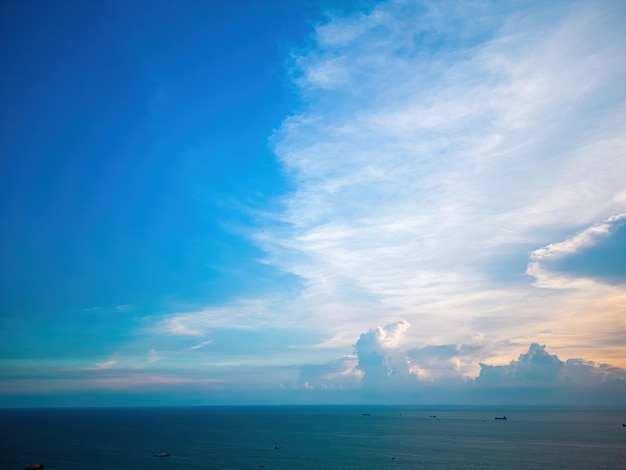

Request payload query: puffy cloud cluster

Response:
[477,343,626,389]
[354,320,412,388]
[476,343,564,386]
[297,322,626,404]
[303,321,483,390]
[559,359,626,387]
[352,321,486,385]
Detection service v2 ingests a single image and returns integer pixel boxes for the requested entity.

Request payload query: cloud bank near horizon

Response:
[295,321,626,405]
[3,320,625,406]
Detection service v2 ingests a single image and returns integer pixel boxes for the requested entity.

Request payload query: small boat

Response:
[362,413,371,416]
[153,452,170,458]
[25,465,44,470]
[494,416,507,420]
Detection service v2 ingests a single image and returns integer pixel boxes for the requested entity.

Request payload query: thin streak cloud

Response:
[188,340,212,351]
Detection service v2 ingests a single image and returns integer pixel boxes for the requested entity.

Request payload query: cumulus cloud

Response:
[468,347,626,406]
[350,321,484,387]
[354,320,412,388]
[351,322,484,386]
[355,320,411,352]
[475,343,626,394]
[476,343,564,386]
[559,358,626,387]
[298,324,626,403]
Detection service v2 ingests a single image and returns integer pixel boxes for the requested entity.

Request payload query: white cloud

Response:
[140,0,626,381]
[407,343,484,381]
[300,323,626,398]
[114,304,134,312]
[256,0,626,364]
[296,323,626,404]
[151,298,293,337]
[352,321,414,389]
[476,343,564,386]
[169,319,204,336]
[530,214,626,262]
[476,343,626,389]
[352,320,484,386]
[526,213,626,288]
[559,358,626,386]
[355,319,411,351]
[188,340,212,351]
[297,355,363,390]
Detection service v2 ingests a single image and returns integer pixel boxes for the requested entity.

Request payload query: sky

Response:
[0,0,625,407]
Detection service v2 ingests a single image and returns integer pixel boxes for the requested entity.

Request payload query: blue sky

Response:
[1,0,625,407]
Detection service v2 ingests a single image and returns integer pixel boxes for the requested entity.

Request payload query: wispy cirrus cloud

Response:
[253,0,626,364]
[141,0,626,389]
[151,298,294,337]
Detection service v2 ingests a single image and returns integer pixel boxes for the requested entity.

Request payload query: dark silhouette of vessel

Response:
[494,416,507,420]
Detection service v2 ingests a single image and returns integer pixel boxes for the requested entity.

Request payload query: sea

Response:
[0,406,624,469]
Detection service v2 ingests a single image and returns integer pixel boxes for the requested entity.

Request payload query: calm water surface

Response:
[1,406,625,469]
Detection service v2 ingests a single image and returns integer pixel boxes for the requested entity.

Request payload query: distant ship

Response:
[494,416,507,420]
[153,452,170,458]
[25,465,44,470]
[362,413,371,416]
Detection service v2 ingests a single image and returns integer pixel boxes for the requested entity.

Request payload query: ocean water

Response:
[0,406,624,469]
